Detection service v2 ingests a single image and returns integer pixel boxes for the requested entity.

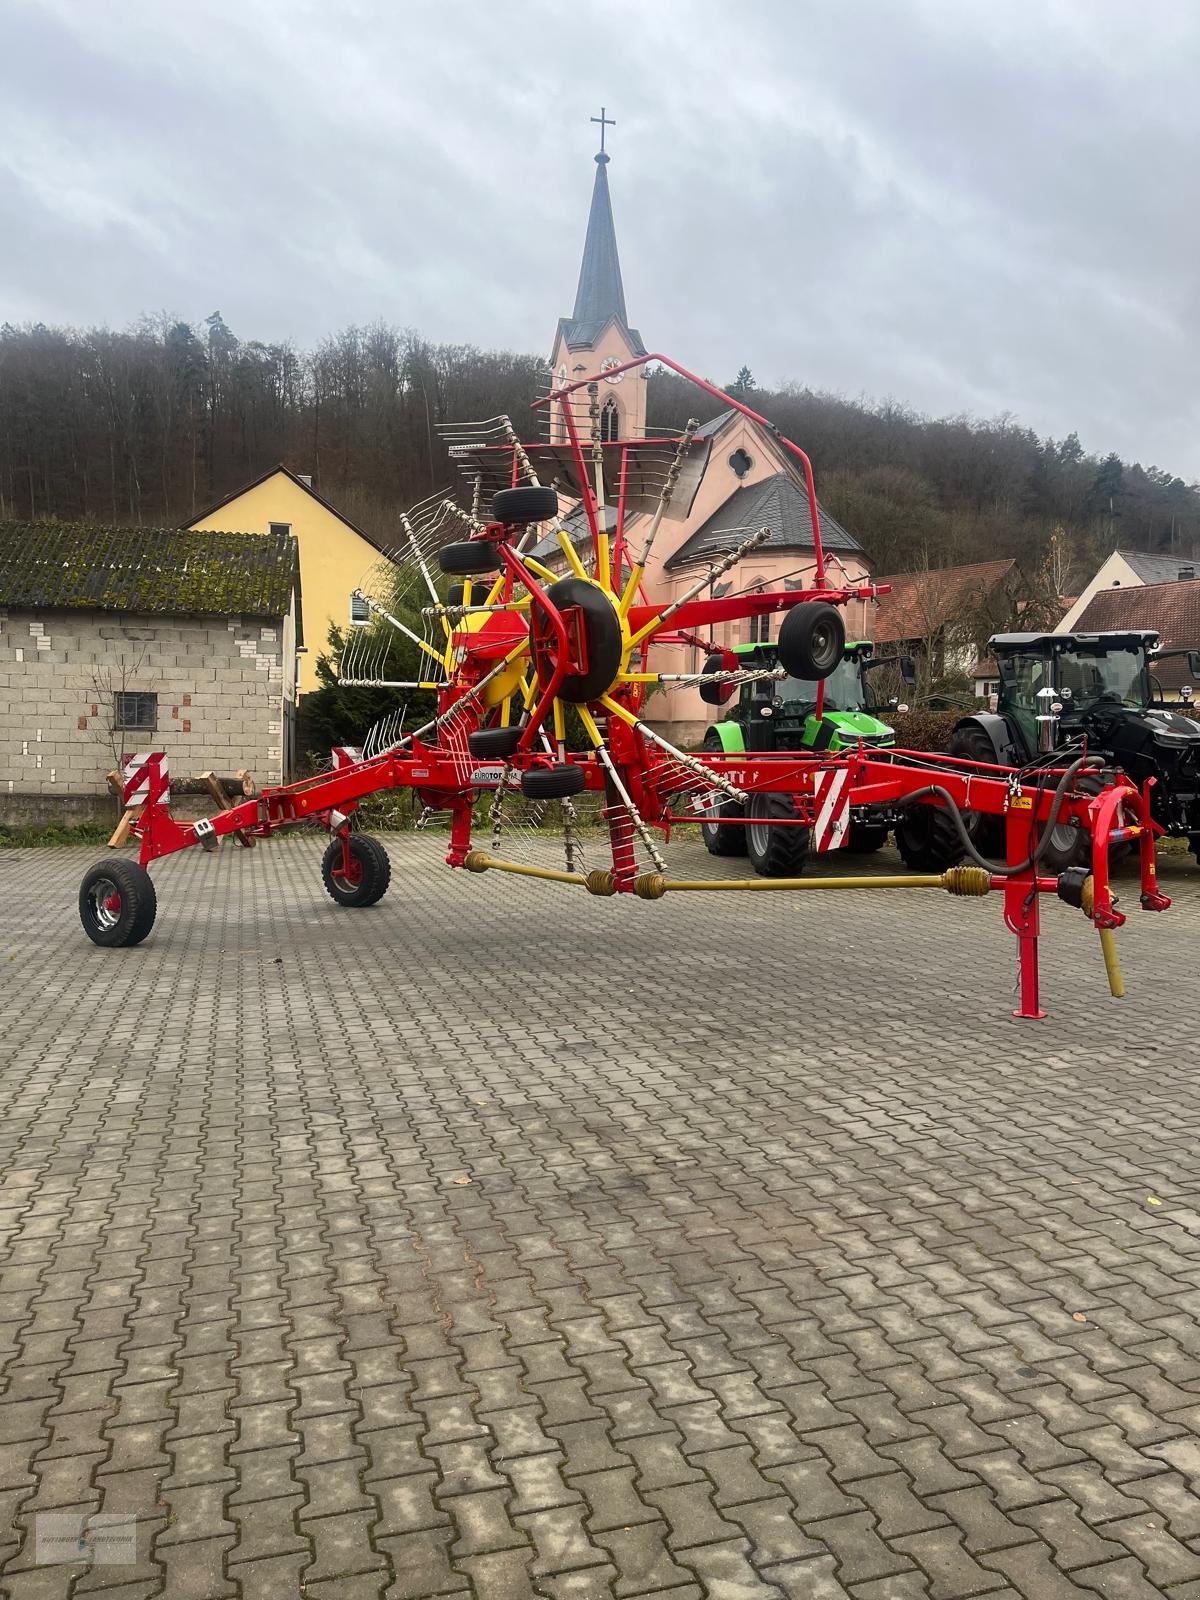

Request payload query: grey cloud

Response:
[1,0,1197,474]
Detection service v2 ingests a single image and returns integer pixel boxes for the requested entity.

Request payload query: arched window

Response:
[601,397,620,442]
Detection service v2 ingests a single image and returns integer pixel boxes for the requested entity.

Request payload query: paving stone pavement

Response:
[1,832,1199,1599]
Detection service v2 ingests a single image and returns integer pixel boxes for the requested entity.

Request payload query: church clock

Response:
[600,357,625,385]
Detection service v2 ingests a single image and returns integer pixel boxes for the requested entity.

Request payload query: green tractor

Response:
[699,641,914,874]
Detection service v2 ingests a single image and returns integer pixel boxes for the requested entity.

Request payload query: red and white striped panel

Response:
[121,752,170,808]
[331,746,361,770]
[812,767,851,853]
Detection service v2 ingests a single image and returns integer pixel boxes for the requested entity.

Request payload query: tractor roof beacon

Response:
[898,629,1200,874]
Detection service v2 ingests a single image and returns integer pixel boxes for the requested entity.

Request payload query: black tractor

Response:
[895,630,1200,871]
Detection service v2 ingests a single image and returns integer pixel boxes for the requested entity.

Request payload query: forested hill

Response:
[1,315,1197,584]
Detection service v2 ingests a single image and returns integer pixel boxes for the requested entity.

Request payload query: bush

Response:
[887,710,961,751]
[0,821,112,849]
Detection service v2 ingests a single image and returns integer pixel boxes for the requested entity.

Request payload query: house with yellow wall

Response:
[186,466,392,694]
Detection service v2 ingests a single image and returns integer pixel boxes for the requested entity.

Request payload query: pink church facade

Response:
[548,147,872,745]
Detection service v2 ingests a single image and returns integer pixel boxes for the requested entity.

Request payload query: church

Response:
[546,121,873,746]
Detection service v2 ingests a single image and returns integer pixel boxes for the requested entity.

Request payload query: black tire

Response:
[521,763,586,799]
[321,835,391,907]
[946,724,1006,857]
[438,540,500,576]
[540,577,623,704]
[746,793,810,877]
[699,731,747,855]
[699,652,733,707]
[468,726,523,759]
[846,823,889,853]
[492,485,559,524]
[1037,771,1129,874]
[79,859,157,947]
[1190,833,1200,866]
[894,804,964,871]
[776,602,845,680]
[447,583,466,607]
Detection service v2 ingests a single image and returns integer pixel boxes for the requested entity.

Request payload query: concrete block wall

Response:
[0,608,287,814]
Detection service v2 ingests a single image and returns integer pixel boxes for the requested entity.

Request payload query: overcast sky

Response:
[3,0,1198,476]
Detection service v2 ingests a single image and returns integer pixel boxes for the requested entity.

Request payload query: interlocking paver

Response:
[2,837,1200,1595]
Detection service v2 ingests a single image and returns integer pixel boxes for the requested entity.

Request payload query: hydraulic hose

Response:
[896,753,1106,877]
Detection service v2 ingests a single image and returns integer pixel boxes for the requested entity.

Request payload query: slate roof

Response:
[1074,577,1200,689]
[871,559,1017,645]
[556,154,646,355]
[664,472,861,571]
[0,522,297,619]
[1120,550,1200,584]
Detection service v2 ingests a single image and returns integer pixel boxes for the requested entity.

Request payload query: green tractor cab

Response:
[700,641,913,871]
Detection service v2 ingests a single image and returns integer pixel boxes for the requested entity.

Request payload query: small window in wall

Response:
[729,448,753,479]
[350,593,371,626]
[601,397,620,442]
[114,692,157,732]
[269,522,292,538]
[748,611,772,645]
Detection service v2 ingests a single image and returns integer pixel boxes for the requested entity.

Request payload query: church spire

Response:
[571,118,629,329]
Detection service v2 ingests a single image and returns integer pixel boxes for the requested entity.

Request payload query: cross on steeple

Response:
[590,106,615,155]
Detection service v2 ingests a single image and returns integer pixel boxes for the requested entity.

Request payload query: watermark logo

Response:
[36,1513,137,1566]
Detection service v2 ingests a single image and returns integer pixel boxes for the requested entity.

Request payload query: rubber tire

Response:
[438,541,500,576]
[846,823,889,852]
[894,805,964,871]
[776,602,845,680]
[1037,771,1130,874]
[492,485,559,524]
[521,764,586,800]
[746,793,810,877]
[447,583,466,607]
[321,835,391,907]
[699,731,746,855]
[945,724,1006,857]
[79,859,157,947]
[1190,833,1200,867]
[468,726,523,759]
[699,652,735,707]
[542,577,623,704]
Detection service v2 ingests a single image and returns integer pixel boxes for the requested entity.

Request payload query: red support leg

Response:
[1003,803,1045,1020]
[446,800,474,868]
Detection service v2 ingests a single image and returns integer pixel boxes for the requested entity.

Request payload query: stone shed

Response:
[0,522,299,824]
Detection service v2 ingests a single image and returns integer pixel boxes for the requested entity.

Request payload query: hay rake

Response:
[77,353,1172,1018]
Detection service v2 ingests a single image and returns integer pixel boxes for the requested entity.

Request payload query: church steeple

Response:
[572,150,628,328]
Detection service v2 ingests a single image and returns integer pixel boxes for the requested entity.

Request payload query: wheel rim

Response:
[747,799,771,856]
[1048,821,1077,854]
[812,621,839,672]
[88,879,123,931]
[333,853,363,889]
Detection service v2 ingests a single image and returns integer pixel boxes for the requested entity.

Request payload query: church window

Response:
[601,397,620,442]
[728,448,753,479]
[749,611,772,644]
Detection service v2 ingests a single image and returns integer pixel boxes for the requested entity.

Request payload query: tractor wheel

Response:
[79,860,158,948]
[322,835,391,907]
[521,764,586,800]
[1190,833,1200,867]
[776,602,845,680]
[894,805,964,871]
[846,822,889,853]
[492,485,559,525]
[945,724,1006,857]
[746,793,810,877]
[438,541,500,576]
[468,726,523,759]
[540,577,623,704]
[699,731,747,855]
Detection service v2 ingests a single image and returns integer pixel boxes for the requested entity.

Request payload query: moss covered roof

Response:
[0,521,297,618]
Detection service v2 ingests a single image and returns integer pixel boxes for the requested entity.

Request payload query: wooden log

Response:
[199,772,255,849]
[107,810,137,849]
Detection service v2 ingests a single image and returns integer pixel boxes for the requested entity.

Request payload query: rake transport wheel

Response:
[847,822,889,852]
[521,764,586,800]
[438,541,501,576]
[79,859,158,948]
[776,602,845,680]
[699,731,747,855]
[746,793,811,877]
[321,835,391,907]
[468,726,524,759]
[492,485,559,524]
